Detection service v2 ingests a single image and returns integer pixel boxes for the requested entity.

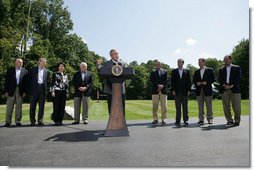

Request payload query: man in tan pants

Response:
[219,55,241,126]
[150,61,168,125]
[4,58,28,127]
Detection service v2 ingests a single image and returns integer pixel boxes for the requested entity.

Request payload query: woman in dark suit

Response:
[51,62,68,125]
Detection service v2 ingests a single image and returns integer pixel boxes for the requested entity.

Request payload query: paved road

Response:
[0,116,250,167]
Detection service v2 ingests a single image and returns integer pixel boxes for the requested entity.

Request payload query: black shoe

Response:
[84,120,88,125]
[174,121,180,125]
[198,121,204,125]
[208,121,213,124]
[4,123,11,127]
[38,122,44,126]
[152,120,158,124]
[161,120,166,125]
[184,121,189,125]
[226,121,234,126]
[30,122,35,126]
[234,122,240,126]
[16,123,22,127]
[72,122,79,125]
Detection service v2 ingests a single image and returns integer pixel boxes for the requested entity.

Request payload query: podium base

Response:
[104,129,129,137]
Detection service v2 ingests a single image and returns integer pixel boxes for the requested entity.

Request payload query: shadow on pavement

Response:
[200,124,235,131]
[44,130,104,142]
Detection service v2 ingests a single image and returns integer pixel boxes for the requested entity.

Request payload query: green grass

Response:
[0,100,249,124]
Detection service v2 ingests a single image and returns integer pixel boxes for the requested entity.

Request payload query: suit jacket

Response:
[98,59,127,95]
[4,67,28,96]
[218,64,241,94]
[193,67,215,96]
[150,69,168,95]
[73,70,93,97]
[171,68,191,96]
[28,67,50,96]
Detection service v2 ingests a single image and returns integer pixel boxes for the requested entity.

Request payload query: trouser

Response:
[30,85,45,123]
[74,95,90,122]
[152,92,167,121]
[197,88,213,122]
[221,90,241,123]
[174,95,189,122]
[5,87,22,124]
[107,94,126,115]
[52,90,66,123]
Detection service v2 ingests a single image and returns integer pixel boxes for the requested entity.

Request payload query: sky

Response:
[64,0,249,68]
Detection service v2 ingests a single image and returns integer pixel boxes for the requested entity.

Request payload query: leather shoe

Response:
[84,120,88,125]
[4,123,11,127]
[161,120,166,125]
[38,122,44,126]
[30,122,35,126]
[72,122,79,125]
[198,121,204,125]
[175,121,180,125]
[152,120,158,124]
[16,123,22,127]
[184,121,188,125]
[234,122,240,126]
[226,121,234,125]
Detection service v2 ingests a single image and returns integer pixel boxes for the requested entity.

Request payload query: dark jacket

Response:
[4,67,28,96]
[97,59,127,95]
[73,70,93,97]
[171,68,191,96]
[150,69,168,95]
[193,67,215,96]
[218,64,241,94]
[28,67,50,96]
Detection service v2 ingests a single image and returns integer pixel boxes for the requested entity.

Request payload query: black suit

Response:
[73,71,93,97]
[150,69,168,95]
[171,68,191,122]
[193,67,215,96]
[218,64,241,123]
[218,64,241,94]
[28,67,50,124]
[4,67,28,96]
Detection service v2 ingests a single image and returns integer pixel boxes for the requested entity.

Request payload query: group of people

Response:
[4,58,93,127]
[3,49,241,128]
[151,55,241,127]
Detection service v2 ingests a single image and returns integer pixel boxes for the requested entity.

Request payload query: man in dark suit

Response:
[150,61,168,125]
[97,49,127,115]
[28,57,50,126]
[171,59,191,125]
[4,58,28,127]
[219,55,241,126]
[72,62,93,125]
[193,58,215,124]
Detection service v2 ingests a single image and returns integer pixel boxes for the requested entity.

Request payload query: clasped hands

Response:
[197,81,207,86]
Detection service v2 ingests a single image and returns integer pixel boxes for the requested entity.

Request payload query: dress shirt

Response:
[178,68,183,79]
[15,67,21,85]
[38,67,44,84]
[226,64,232,84]
[200,66,206,79]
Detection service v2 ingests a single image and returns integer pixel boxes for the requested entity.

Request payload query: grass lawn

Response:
[0,100,249,124]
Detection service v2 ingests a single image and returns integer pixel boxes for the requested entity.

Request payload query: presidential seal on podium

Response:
[111,64,123,76]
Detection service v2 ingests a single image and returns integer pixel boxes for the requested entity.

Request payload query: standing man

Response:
[219,55,241,126]
[171,59,191,125]
[193,58,215,125]
[97,49,127,115]
[72,62,93,125]
[4,58,28,127]
[29,57,50,126]
[150,61,168,125]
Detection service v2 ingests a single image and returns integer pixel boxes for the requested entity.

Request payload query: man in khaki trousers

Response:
[4,58,28,127]
[150,61,168,125]
[219,55,241,126]
[72,62,93,125]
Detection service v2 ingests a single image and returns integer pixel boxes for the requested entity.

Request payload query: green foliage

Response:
[231,39,249,99]
[205,58,223,79]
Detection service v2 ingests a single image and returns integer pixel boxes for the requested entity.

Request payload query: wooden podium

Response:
[100,65,134,137]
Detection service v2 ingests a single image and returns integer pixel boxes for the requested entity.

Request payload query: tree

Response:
[231,39,249,99]
[205,58,223,79]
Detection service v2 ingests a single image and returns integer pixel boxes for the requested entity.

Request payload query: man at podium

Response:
[97,49,127,115]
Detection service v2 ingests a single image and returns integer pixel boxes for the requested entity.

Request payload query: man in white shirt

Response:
[28,57,50,126]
